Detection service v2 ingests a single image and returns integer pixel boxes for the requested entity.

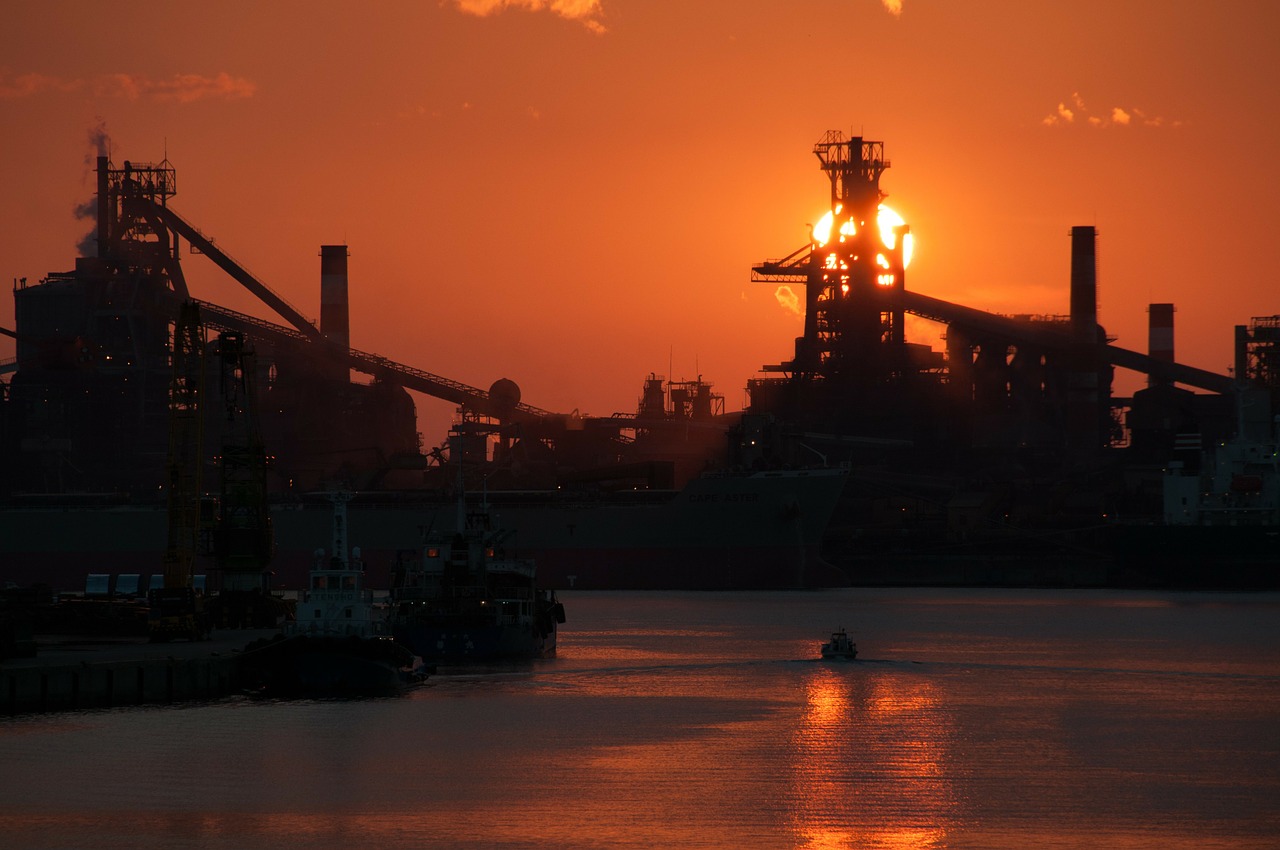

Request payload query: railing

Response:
[751,243,813,283]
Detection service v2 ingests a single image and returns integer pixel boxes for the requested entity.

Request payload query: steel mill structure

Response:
[1,133,1277,591]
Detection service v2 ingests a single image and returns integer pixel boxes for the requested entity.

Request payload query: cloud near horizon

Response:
[451,0,901,29]
[1042,92,1181,129]
[448,0,898,33]
[0,71,79,98]
[0,70,255,102]
[451,0,607,33]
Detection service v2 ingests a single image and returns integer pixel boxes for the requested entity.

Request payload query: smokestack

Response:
[320,245,350,351]
[1070,226,1097,340]
[96,155,109,258]
[1065,226,1103,458]
[1147,303,1174,388]
[1235,324,1250,387]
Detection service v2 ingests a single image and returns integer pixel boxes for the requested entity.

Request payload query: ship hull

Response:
[236,634,424,696]
[391,622,556,663]
[0,469,849,592]
[1107,524,1280,589]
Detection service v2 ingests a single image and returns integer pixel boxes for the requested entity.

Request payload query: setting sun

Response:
[811,203,914,269]
[877,205,913,267]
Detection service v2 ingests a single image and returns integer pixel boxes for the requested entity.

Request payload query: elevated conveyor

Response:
[753,244,1235,395]
[194,301,557,423]
[123,190,558,423]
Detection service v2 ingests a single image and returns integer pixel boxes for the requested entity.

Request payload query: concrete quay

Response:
[1,629,278,715]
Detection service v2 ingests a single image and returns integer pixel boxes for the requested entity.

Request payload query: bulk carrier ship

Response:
[0,469,849,592]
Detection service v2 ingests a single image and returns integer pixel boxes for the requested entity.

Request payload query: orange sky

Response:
[3,1,1278,443]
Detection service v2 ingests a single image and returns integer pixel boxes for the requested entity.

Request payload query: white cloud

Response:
[451,0,606,33]
[1042,93,1181,129]
[1043,100,1075,126]
[0,70,255,102]
[0,71,79,98]
[99,72,256,103]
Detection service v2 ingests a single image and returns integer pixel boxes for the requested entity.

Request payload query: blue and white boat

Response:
[238,493,428,695]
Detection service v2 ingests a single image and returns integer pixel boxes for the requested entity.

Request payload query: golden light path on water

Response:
[785,666,956,849]
[2,592,1279,849]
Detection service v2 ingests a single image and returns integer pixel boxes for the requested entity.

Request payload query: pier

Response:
[1,630,277,715]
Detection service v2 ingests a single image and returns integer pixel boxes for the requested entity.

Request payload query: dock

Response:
[1,629,278,715]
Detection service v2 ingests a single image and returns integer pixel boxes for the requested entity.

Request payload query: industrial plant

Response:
[1,132,1276,595]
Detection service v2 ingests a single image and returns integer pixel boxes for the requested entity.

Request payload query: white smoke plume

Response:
[882,0,904,17]
[80,116,111,180]
[88,117,110,158]
[75,119,113,257]
[774,286,802,317]
[74,200,98,258]
[451,0,607,33]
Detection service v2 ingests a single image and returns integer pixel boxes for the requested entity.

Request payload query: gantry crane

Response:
[209,330,285,627]
[148,301,212,641]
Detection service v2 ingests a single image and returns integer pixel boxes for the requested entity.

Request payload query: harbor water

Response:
[2,588,1278,849]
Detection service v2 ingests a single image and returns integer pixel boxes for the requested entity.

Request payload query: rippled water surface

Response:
[3,589,1279,849]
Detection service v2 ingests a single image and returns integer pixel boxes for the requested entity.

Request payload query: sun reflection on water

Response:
[786,667,958,849]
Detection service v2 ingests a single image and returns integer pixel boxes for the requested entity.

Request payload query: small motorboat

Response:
[820,628,857,660]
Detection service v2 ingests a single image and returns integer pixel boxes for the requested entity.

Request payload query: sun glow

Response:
[812,204,914,268]
[810,203,857,246]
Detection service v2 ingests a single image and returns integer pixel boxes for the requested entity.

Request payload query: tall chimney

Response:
[320,245,350,351]
[1070,226,1097,341]
[1234,324,1250,387]
[96,155,110,258]
[1147,303,1174,387]
[1065,225,1102,458]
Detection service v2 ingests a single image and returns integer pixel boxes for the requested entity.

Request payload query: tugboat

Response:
[819,628,857,660]
[389,448,565,663]
[238,493,428,696]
